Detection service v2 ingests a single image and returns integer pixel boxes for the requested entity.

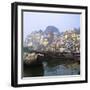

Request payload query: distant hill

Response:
[59,28,80,36]
[74,28,80,34]
[44,26,60,35]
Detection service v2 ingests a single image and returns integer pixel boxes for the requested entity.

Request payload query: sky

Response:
[23,11,80,41]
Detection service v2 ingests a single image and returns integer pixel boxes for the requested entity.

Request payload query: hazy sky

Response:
[23,11,80,41]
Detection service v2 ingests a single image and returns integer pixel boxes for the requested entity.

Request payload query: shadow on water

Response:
[45,58,80,67]
[23,63,44,77]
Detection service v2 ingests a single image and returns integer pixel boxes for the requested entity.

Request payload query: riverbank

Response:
[23,51,80,65]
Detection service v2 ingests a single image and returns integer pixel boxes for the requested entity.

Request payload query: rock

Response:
[23,52,44,65]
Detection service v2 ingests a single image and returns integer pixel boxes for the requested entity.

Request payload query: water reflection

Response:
[43,60,80,76]
[23,59,80,77]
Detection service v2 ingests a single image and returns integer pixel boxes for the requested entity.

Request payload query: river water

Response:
[23,59,80,77]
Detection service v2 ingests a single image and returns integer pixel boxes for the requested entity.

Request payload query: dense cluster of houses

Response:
[24,28,80,53]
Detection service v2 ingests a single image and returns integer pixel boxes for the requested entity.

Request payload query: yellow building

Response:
[42,38,49,46]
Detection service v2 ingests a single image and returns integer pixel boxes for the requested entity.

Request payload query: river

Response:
[23,59,80,77]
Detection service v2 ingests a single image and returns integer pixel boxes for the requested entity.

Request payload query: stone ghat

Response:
[23,51,80,65]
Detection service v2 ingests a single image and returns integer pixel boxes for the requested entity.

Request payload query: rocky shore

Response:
[23,52,44,65]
